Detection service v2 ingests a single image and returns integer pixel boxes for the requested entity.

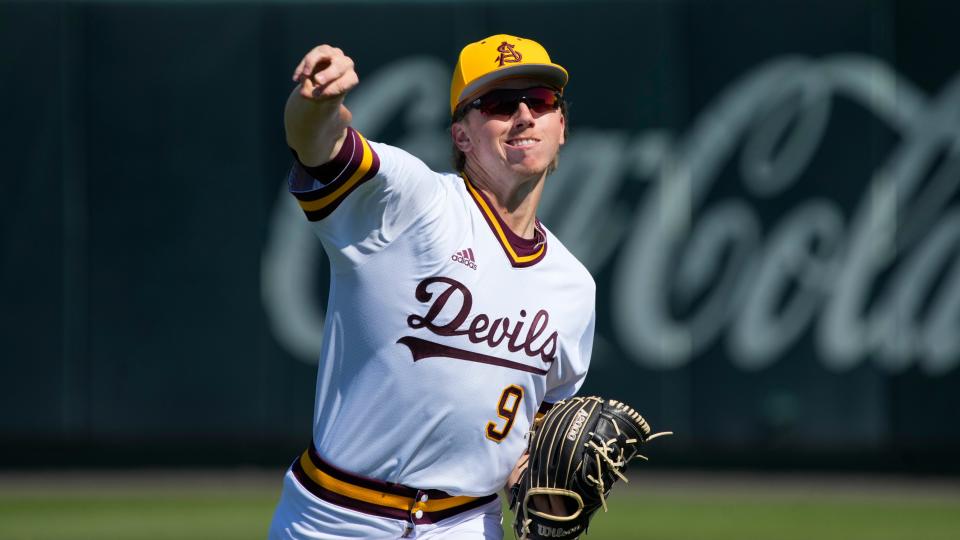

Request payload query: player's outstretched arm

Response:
[285,44,359,167]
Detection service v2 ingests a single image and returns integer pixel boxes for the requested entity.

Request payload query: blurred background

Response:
[2,0,959,538]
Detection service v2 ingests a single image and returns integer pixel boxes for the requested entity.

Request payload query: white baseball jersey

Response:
[287,127,595,497]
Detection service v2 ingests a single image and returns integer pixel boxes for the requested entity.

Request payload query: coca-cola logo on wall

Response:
[262,55,960,375]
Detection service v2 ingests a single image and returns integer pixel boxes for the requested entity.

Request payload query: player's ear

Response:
[558,111,566,146]
[451,122,472,152]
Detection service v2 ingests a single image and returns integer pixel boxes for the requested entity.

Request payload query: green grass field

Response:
[2,471,958,540]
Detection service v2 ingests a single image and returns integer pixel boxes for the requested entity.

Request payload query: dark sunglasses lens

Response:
[479,97,518,116]
[477,88,559,116]
[526,88,560,113]
[528,95,559,113]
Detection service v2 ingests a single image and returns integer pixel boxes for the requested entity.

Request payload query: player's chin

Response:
[507,156,552,177]
[508,164,549,179]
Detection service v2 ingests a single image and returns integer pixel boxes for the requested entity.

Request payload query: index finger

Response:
[310,54,353,86]
[292,45,338,82]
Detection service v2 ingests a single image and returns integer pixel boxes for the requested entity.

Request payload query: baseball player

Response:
[269,34,596,539]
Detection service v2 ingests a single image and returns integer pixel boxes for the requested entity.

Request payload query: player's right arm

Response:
[283,45,448,268]
[284,45,359,166]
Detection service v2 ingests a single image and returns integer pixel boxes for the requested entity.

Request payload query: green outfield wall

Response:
[2,0,959,471]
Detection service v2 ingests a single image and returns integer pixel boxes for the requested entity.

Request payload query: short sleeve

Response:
[543,306,595,404]
[287,127,445,267]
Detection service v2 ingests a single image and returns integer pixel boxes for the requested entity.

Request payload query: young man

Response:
[269,35,596,539]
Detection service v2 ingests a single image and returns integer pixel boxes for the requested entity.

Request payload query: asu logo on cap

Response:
[495,41,523,66]
[450,34,568,115]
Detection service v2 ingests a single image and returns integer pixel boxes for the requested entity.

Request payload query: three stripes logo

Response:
[452,248,478,270]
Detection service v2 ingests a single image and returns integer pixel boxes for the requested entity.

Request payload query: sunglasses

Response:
[462,87,562,117]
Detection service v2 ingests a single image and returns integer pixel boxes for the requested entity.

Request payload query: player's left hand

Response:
[511,397,672,539]
[505,452,529,493]
[506,452,570,522]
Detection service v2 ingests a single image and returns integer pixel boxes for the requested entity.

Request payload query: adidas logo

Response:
[451,248,477,270]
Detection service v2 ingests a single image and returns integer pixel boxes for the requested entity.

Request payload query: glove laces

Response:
[584,421,634,512]
[584,411,673,512]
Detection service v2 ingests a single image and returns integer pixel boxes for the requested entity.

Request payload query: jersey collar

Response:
[462,174,548,268]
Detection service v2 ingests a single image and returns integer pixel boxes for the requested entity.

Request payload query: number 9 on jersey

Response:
[486,385,524,443]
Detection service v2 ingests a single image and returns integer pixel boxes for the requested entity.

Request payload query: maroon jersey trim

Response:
[288,128,381,221]
[462,174,548,268]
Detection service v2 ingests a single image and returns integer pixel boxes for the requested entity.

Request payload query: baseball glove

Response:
[510,396,671,540]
